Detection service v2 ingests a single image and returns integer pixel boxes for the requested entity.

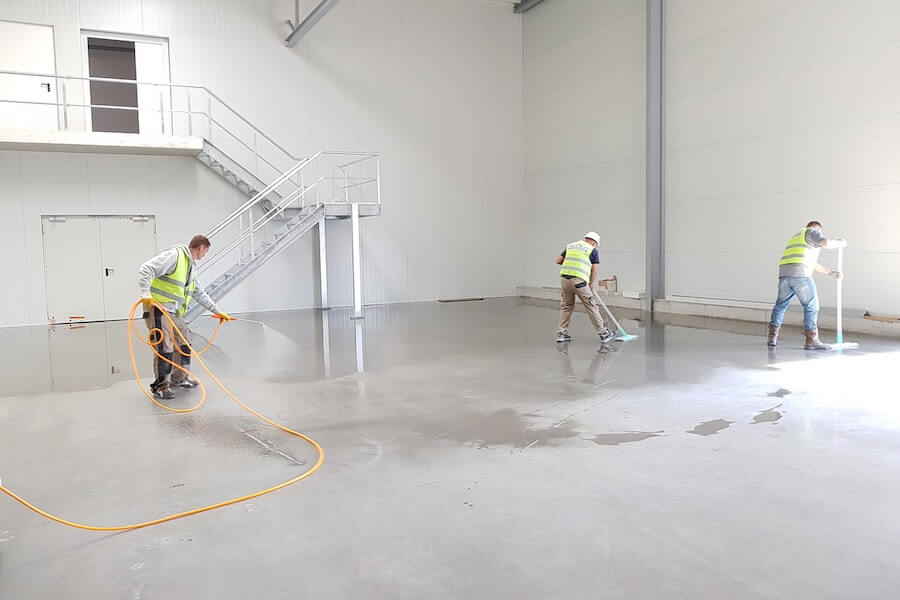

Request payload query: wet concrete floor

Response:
[1,298,899,598]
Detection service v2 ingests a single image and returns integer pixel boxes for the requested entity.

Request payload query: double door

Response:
[42,215,157,323]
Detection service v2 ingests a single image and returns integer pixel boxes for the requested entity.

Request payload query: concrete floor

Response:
[1,298,899,599]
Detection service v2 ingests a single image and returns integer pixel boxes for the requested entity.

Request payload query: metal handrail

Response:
[206,151,322,237]
[0,69,301,161]
[199,177,325,273]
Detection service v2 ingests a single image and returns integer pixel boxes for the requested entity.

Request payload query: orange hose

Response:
[0,299,324,531]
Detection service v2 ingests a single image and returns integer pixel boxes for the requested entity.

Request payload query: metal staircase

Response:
[186,106,381,321]
[194,204,325,312]
[197,141,281,209]
[185,148,381,321]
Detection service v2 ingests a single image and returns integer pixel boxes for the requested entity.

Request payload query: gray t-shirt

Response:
[779,228,825,278]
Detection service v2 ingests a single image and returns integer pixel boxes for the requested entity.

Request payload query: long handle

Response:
[836,246,844,344]
[593,292,627,335]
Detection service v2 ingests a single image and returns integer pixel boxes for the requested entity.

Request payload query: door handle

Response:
[105,267,115,277]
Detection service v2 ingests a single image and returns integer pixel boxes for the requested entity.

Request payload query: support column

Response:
[645,0,665,312]
[320,309,331,378]
[317,218,328,309]
[355,320,365,373]
[350,202,364,320]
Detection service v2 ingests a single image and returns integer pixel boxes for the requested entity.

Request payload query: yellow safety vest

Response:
[779,228,820,274]
[560,240,594,283]
[150,246,196,316]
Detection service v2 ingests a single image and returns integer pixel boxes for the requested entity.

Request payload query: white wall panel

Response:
[76,0,141,33]
[85,154,152,214]
[0,153,30,327]
[665,0,807,49]
[667,0,900,315]
[523,0,645,294]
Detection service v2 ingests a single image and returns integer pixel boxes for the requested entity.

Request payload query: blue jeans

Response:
[770,276,819,331]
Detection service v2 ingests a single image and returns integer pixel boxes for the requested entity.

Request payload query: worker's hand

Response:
[829,270,843,279]
[141,293,153,312]
[216,312,233,322]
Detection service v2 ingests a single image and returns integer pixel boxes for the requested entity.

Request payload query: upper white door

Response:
[134,41,170,135]
[82,31,171,134]
[0,20,58,130]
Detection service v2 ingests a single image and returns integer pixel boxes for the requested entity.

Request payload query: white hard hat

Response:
[584,231,600,244]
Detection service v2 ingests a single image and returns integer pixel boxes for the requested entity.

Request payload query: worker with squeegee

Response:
[767,220,846,350]
[138,234,233,400]
[555,231,617,344]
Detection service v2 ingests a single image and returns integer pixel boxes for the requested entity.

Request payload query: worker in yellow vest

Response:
[555,232,615,343]
[768,221,845,350]
[137,234,232,399]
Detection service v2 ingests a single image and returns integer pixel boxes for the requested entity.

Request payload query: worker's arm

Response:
[189,278,223,315]
[590,264,600,291]
[556,250,565,265]
[814,237,846,277]
[813,263,843,278]
[137,248,179,296]
[588,247,601,293]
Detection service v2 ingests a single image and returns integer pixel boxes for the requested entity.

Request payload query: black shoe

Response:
[149,380,161,393]
[154,386,175,400]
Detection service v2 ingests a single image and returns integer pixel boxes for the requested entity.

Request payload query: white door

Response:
[134,41,170,135]
[0,20,58,130]
[43,215,157,324]
[42,216,105,324]
[82,32,170,134]
[99,215,157,320]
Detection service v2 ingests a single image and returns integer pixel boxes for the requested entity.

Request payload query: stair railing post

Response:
[376,157,381,207]
[345,168,350,203]
[158,86,165,134]
[249,209,255,258]
[252,131,259,184]
[206,94,212,141]
[239,213,245,259]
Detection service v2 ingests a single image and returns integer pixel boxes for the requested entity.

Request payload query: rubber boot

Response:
[767,324,780,347]
[804,329,830,351]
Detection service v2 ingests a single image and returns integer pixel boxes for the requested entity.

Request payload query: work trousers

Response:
[144,307,192,386]
[557,276,607,335]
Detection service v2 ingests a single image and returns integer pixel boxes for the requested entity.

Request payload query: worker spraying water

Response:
[767,221,846,350]
[137,234,233,399]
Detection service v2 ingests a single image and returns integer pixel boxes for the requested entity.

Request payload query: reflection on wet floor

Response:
[3,298,900,599]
